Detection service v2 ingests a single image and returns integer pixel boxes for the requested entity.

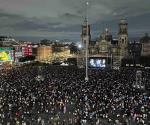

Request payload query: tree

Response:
[19,55,35,62]
[69,43,78,54]
[67,58,77,65]
[40,39,50,45]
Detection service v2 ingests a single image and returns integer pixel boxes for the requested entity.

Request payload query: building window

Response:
[122,39,124,44]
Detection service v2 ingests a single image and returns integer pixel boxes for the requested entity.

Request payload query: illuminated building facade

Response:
[36,46,53,62]
[22,44,33,57]
[13,45,23,63]
[79,19,129,68]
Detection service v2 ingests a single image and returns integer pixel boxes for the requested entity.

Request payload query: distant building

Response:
[140,33,150,56]
[52,44,70,53]
[36,46,53,63]
[32,44,39,57]
[12,43,38,63]
[128,41,142,66]
[0,36,17,46]
[22,44,33,57]
[13,45,23,63]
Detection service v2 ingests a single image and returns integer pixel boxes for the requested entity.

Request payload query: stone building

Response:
[118,19,128,58]
[80,18,91,47]
[127,41,142,66]
[78,19,129,68]
[140,33,150,56]
[36,46,53,63]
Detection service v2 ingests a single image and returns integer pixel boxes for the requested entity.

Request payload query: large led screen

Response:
[0,48,14,62]
[89,58,106,68]
[0,51,13,62]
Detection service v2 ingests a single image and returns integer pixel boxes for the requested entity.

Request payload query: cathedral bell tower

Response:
[77,18,91,68]
[81,18,91,47]
[118,18,128,58]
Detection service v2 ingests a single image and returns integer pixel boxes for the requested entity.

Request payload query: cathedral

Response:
[78,18,129,68]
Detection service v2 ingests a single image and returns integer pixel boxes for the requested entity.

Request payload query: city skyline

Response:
[0,0,150,42]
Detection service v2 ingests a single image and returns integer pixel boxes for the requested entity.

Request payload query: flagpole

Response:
[85,1,89,81]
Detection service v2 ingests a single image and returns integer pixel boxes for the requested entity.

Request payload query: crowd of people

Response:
[0,65,150,125]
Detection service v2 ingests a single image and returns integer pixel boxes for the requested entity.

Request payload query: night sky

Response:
[0,0,150,41]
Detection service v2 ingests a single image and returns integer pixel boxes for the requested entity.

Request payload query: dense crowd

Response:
[0,65,150,125]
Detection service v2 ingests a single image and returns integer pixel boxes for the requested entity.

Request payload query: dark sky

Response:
[0,0,150,41]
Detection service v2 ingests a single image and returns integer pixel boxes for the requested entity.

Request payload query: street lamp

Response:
[78,43,82,49]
